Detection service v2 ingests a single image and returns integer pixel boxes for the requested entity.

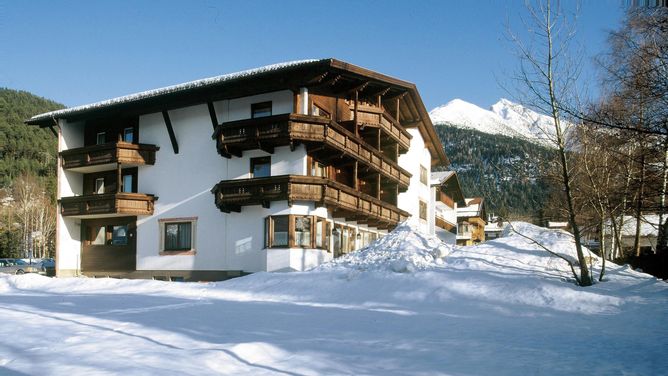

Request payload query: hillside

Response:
[0,88,63,191]
[1,221,666,375]
[435,123,554,218]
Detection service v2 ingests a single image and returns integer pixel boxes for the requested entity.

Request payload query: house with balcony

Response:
[429,171,465,244]
[456,197,487,246]
[27,59,448,280]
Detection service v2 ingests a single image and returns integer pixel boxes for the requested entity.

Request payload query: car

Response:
[0,258,41,275]
[40,258,56,276]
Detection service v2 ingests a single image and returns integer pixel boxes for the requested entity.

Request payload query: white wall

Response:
[136,90,310,273]
[398,129,432,234]
[56,119,85,275]
[213,90,293,123]
[136,104,229,272]
[225,145,306,179]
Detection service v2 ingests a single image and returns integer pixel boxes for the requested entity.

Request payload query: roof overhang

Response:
[26,58,449,166]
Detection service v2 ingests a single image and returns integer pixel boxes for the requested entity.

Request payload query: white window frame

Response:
[158,217,197,255]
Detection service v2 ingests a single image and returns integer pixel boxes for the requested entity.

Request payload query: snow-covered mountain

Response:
[429,98,557,147]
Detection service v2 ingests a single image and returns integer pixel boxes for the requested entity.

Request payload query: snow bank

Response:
[319,219,454,273]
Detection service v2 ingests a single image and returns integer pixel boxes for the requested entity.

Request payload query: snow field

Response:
[0,221,666,375]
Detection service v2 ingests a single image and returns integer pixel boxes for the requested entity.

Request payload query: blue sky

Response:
[1,0,624,111]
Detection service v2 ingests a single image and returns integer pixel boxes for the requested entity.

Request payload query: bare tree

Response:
[508,0,593,286]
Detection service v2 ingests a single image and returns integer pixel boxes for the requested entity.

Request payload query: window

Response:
[309,157,327,178]
[315,218,325,249]
[92,226,106,245]
[265,215,330,250]
[122,174,133,193]
[419,200,427,220]
[251,101,272,118]
[96,131,106,145]
[88,224,130,246]
[112,225,128,245]
[123,127,134,143]
[294,216,311,247]
[250,157,271,178]
[165,223,191,250]
[95,178,105,194]
[271,216,289,247]
[420,165,428,185]
[159,218,197,255]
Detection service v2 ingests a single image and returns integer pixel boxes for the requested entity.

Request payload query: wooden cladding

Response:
[213,114,411,190]
[212,175,409,230]
[60,192,156,218]
[351,103,411,152]
[81,216,136,272]
[60,142,159,170]
[437,191,455,208]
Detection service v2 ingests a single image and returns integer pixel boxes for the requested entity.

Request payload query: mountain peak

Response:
[429,98,556,147]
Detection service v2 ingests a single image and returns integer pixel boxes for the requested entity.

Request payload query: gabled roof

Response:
[26,58,448,166]
[457,197,487,222]
[431,171,466,205]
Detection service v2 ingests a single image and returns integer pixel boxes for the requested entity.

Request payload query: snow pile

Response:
[429,98,557,147]
[320,220,454,273]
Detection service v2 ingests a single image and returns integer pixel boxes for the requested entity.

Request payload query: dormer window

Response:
[251,101,272,118]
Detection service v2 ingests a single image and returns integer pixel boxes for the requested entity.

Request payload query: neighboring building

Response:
[547,221,569,230]
[430,171,465,244]
[603,214,661,257]
[484,215,505,241]
[456,197,487,246]
[27,59,448,280]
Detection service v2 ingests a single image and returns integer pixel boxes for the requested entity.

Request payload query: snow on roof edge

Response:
[28,59,324,123]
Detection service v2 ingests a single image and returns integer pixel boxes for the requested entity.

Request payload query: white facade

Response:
[397,128,432,234]
[47,61,446,280]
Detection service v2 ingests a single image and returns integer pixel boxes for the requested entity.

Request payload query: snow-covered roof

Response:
[457,197,486,220]
[28,59,322,124]
[607,215,661,237]
[430,171,455,185]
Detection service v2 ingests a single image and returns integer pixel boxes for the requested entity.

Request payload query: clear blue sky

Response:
[1,0,624,111]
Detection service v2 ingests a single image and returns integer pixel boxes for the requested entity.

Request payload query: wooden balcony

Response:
[437,191,455,208]
[213,114,411,190]
[352,104,411,152]
[435,215,456,232]
[60,192,156,218]
[60,142,159,172]
[211,175,409,229]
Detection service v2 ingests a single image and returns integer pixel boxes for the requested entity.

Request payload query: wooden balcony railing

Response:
[211,175,409,229]
[437,191,455,208]
[60,142,159,170]
[213,114,411,189]
[352,104,411,152]
[60,192,156,218]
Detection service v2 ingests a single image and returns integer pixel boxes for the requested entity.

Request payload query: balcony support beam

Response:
[162,111,179,154]
[207,102,219,130]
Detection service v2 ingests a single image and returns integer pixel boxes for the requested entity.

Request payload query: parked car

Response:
[40,258,55,276]
[0,258,40,275]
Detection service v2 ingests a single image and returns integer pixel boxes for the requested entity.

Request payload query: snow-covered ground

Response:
[1,222,666,375]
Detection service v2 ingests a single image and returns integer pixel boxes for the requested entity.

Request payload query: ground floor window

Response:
[159,217,197,255]
[265,215,329,250]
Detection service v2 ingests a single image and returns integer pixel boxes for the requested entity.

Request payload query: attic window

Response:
[251,101,272,118]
